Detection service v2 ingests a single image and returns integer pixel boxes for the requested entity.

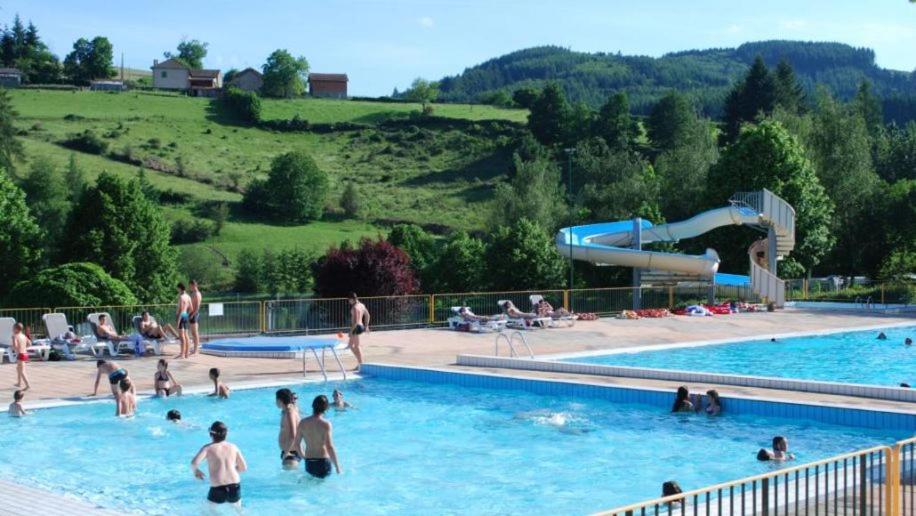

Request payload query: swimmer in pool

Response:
[331,389,352,410]
[176,283,192,359]
[705,390,722,416]
[906,337,913,346]
[276,389,301,470]
[671,386,694,413]
[877,332,887,340]
[191,421,248,511]
[117,378,136,417]
[167,409,182,422]
[8,390,27,417]
[208,368,230,399]
[92,360,130,398]
[757,436,795,461]
[294,395,341,478]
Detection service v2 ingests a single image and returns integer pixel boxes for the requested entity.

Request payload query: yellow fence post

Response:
[803,278,809,300]
[260,301,266,333]
[886,445,898,516]
[667,286,674,309]
[428,295,435,324]
[563,290,570,310]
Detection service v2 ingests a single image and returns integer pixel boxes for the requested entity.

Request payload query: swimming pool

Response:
[562,325,916,387]
[0,376,910,514]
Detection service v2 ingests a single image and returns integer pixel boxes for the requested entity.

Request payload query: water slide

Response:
[556,190,796,304]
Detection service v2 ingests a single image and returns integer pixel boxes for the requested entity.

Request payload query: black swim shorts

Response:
[189,312,199,324]
[207,483,241,504]
[305,458,332,478]
[108,368,127,385]
[352,324,365,336]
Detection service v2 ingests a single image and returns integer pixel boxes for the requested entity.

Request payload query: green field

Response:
[10,89,526,284]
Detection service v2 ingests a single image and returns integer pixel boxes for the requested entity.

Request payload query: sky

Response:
[2,0,915,96]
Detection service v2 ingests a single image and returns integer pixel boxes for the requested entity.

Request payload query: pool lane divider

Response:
[360,363,916,432]
[456,353,916,404]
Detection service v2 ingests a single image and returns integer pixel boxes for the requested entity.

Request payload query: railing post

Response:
[761,477,769,516]
[667,286,674,309]
[428,295,435,324]
[859,454,868,515]
[563,289,570,310]
[886,446,898,516]
[880,284,885,305]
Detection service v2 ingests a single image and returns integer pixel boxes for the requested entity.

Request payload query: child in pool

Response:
[192,421,247,511]
[8,390,27,417]
[757,436,795,461]
[208,368,230,399]
[167,409,182,423]
[117,378,136,417]
[154,359,183,397]
[705,390,722,415]
[331,389,353,410]
[276,389,301,469]
[671,386,694,413]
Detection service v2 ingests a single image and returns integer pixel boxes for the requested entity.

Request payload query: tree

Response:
[7,262,137,308]
[165,39,208,69]
[528,83,571,146]
[491,152,566,231]
[261,50,309,98]
[63,36,114,84]
[512,87,538,109]
[340,182,360,218]
[0,169,43,299]
[429,231,487,292]
[723,56,777,141]
[64,172,178,302]
[0,17,61,83]
[222,86,262,124]
[574,138,662,223]
[876,122,916,182]
[647,91,696,151]
[854,80,883,139]
[655,118,719,221]
[707,120,834,275]
[19,156,70,256]
[312,237,418,298]
[234,249,262,293]
[486,219,566,290]
[405,78,439,114]
[388,224,437,288]
[773,59,806,114]
[593,92,637,150]
[0,88,23,173]
[65,154,86,204]
[243,150,329,223]
[223,68,239,84]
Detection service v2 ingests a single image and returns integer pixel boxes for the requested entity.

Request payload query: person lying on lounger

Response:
[501,300,538,320]
[536,299,574,319]
[458,306,495,322]
[94,314,133,342]
[139,311,179,340]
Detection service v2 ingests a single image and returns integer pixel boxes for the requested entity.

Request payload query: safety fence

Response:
[598,440,916,516]
[4,285,759,339]
[786,279,914,306]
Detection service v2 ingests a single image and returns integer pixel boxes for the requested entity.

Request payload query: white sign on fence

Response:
[209,303,224,317]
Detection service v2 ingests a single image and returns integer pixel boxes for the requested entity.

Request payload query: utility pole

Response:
[120,53,124,81]
[563,147,577,291]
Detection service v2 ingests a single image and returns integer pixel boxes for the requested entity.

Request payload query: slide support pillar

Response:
[708,276,716,305]
[632,218,642,310]
[767,226,777,273]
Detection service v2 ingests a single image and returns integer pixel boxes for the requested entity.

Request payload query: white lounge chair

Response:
[0,317,51,362]
[42,312,107,358]
[447,306,507,333]
[87,312,141,357]
[132,315,176,356]
[497,300,551,330]
[529,295,576,327]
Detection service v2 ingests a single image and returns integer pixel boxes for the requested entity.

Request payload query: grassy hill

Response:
[10,89,527,286]
[438,41,916,117]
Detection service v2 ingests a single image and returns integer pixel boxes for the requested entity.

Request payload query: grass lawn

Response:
[260,96,529,124]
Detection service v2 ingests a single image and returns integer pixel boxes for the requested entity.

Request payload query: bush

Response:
[178,248,225,290]
[170,218,215,244]
[242,150,329,223]
[234,249,262,293]
[61,129,108,154]
[222,86,262,124]
[428,232,487,292]
[486,218,567,290]
[233,248,315,295]
[340,182,360,218]
[7,262,137,308]
[312,237,418,298]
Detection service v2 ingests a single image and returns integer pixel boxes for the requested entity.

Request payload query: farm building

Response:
[90,80,126,92]
[227,67,262,93]
[0,68,23,88]
[151,58,221,96]
[308,73,348,99]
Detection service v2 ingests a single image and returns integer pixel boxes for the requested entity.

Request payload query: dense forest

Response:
[437,41,916,122]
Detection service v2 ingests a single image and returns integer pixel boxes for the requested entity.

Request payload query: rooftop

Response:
[309,72,348,82]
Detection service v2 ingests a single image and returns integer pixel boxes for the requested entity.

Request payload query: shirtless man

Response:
[92,359,130,398]
[176,283,192,359]
[347,293,370,369]
[189,280,203,355]
[276,388,301,470]
[294,395,341,479]
[139,311,179,341]
[192,421,248,511]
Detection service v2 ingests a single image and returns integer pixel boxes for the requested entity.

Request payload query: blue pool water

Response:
[566,325,916,387]
[0,378,909,514]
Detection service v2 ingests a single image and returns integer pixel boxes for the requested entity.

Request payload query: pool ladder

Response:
[494,330,533,359]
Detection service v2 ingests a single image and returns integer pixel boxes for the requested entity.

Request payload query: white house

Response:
[151,58,222,96]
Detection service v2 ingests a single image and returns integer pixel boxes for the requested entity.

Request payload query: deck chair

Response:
[87,312,141,357]
[0,317,51,362]
[42,313,106,358]
[497,300,551,330]
[447,307,507,333]
[529,295,576,327]
[132,315,176,355]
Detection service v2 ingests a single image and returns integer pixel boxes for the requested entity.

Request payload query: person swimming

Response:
[167,409,182,422]
[906,337,912,346]
[331,389,353,410]
[877,332,887,340]
[757,436,795,461]
[705,390,722,415]
[661,480,684,505]
[671,386,694,413]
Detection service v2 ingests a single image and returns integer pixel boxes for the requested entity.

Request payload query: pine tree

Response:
[340,182,360,218]
[773,59,806,114]
[0,89,23,174]
[64,154,86,203]
[593,92,636,151]
[528,83,571,146]
[724,56,777,141]
[647,91,695,151]
[854,80,883,139]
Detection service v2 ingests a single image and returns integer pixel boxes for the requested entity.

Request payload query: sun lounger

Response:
[0,317,51,362]
[447,307,507,333]
[87,312,143,356]
[132,315,176,355]
[42,312,106,358]
[529,295,576,327]
[497,300,551,330]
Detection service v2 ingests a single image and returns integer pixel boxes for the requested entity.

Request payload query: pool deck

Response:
[0,307,914,513]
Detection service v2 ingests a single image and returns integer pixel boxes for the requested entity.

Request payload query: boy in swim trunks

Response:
[116,378,136,417]
[176,283,192,359]
[189,280,203,356]
[294,395,341,479]
[276,388,301,469]
[8,390,27,417]
[348,293,370,370]
[92,360,129,398]
[11,323,31,391]
[192,421,247,511]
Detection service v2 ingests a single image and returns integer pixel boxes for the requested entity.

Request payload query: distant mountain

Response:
[437,41,916,117]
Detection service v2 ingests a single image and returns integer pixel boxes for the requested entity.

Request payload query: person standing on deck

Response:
[189,279,203,356]
[176,283,192,359]
[347,293,370,370]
